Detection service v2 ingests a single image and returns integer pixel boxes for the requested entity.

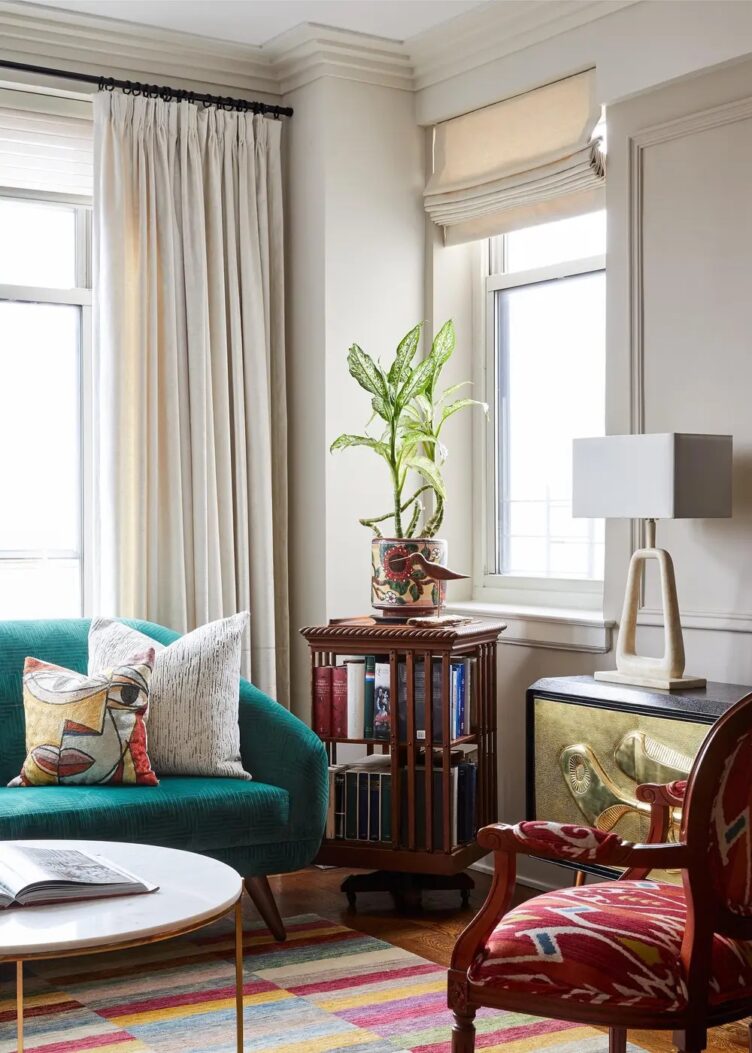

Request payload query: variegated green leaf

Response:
[404,455,446,499]
[396,352,436,407]
[347,343,388,399]
[426,320,456,396]
[438,397,488,431]
[387,322,423,390]
[439,380,472,403]
[330,433,390,458]
[371,395,392,421]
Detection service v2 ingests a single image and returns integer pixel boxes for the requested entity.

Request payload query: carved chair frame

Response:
[448,691,752,1053]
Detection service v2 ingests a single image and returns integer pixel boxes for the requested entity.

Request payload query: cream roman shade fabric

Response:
[0,88,93,198]
[424,70,604,244]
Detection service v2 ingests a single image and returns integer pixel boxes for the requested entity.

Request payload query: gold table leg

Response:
[235,898,244,1053]
[16,960,24,1053]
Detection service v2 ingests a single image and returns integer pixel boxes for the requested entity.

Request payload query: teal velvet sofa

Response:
[0,619,328,940]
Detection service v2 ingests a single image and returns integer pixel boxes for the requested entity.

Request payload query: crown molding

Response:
[0,0,280,99]
[410,0,641,92]
[266,24,413,95]
[0,0,642,104]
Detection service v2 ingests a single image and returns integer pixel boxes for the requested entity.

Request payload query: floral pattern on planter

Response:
[371,538,448,614]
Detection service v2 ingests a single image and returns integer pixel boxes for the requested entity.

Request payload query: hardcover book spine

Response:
[334,771,346,839]
[464,657,475,734]
[313,666,332,738]
[364,656,376,738]
[380,772,391,842]
[457,762,477,843]
[346,659,365,738]
[326,768,336,838]
[431,661,443,744]
[398,660,426,742]
[357,771,369,839]
[431,767,457,850]
[374,659,391,740]
[450,661,463,737]
[345,771,358,840]
[369,773,380,840]
[331,666,348,738]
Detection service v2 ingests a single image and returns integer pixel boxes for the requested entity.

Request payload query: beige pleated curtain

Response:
[92,92,289,704]
[424,70,604,244]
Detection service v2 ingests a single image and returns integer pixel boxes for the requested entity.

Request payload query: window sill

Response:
[445,600,615,654]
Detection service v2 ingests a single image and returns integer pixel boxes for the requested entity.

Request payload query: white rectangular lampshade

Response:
[572,433,732,519]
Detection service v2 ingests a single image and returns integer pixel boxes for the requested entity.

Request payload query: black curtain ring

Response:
[122,80,133,95]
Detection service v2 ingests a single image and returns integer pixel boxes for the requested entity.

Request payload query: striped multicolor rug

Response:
[0,907,647,1052]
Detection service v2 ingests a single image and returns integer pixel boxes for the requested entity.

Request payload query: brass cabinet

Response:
[526,676,751,881]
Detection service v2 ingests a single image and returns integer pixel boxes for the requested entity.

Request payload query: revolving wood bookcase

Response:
[300,617,505,907]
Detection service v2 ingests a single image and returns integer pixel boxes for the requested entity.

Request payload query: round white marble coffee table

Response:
[0,840,244,1053]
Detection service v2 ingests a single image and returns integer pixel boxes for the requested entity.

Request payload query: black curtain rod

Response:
[0,58,293,118]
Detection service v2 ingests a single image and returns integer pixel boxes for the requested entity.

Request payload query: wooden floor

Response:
[270,865,750,1053]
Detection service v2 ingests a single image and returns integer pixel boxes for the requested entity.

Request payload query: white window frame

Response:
[0,187,93,617]
[471,237,606,612]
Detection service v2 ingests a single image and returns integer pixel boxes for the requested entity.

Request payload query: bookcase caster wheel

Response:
[340,870,474,912]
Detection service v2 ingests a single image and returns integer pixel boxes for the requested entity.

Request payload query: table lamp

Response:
[572,433,733,690]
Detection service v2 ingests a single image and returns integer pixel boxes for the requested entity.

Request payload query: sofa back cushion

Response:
[0,619,180,786]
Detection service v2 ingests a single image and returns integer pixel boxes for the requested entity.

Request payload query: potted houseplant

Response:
[331,320,485,616]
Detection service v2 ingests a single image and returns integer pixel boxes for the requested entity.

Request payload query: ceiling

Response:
[29,0,486,46]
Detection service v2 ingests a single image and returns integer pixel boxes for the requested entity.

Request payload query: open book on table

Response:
[0,846,158,908]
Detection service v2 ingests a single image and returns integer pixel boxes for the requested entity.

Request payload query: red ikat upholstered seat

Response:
[469,879,752,1011]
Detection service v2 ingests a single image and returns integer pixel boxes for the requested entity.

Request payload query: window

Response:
[0,194,91,617]
[484,210,605,600]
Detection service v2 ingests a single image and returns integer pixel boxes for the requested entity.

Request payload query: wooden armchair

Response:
[449,691,752,1053]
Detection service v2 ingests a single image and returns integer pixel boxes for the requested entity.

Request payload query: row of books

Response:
[325,749,478,849]
[313,655,477,742]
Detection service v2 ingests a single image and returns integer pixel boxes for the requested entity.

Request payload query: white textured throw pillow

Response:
[88,614,251,780]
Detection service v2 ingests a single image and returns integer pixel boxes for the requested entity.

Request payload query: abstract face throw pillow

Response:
[11,651,158,786]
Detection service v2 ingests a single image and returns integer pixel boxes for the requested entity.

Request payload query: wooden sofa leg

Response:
[244,876,286,942]
[609,1027,627,1053]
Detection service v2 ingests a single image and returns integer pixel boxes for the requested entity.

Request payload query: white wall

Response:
[424,8,752,888]
[417,0,752,126]
[606,53,752,686]
[284,77,425,719]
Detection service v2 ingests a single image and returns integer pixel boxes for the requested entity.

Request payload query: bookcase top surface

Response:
[529,674,752,721]
[300,617,507,648]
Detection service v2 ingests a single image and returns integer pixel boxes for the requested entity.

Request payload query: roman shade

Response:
[0,88,93,198]
[424,70,604,245]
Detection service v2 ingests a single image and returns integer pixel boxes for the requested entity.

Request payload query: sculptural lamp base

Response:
[595,521,706,692]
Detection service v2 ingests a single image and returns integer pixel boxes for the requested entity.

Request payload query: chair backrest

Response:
[683,690,752,928]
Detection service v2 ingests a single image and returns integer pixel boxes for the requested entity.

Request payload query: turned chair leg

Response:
[451,1009,476,1053]
[609,1027,627,1053]
[673,1027,707,1053]
[244,875,286,942]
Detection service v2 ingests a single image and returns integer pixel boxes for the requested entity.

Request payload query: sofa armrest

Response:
[237,679,328,843]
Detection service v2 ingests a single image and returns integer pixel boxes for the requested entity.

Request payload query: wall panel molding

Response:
[628,93,752,632]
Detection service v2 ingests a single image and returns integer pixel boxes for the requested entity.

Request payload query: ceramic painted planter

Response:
[371,537,448,616]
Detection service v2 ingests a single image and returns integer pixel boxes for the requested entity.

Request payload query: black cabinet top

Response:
[528,675,752,722]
